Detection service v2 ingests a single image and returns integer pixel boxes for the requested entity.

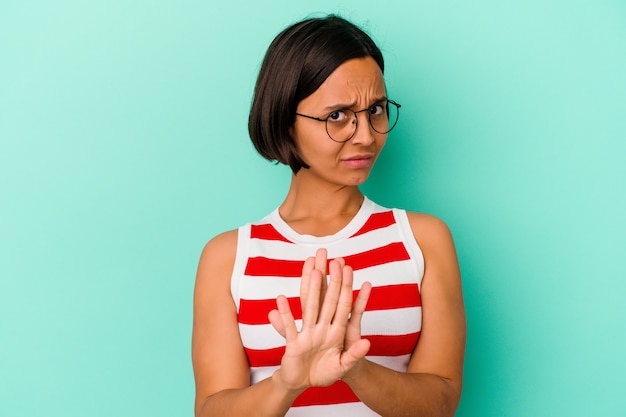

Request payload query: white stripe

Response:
[237,259,421,302]
[287,401,380,416]
[393,208,425,278]
[239,320,301,350]
[362,306,422,335]
[352,258,422,288]
[241,307,420,351]
[247,224,400,260]
[238,276,301,301]
[231,224,252,310]
[248,239,322,259]
[249,365,278,385]
[249,355,412,387]
[333,226,403,257]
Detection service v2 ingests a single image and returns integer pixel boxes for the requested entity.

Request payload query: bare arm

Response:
[191,231,300,417]
[341,213,466,417]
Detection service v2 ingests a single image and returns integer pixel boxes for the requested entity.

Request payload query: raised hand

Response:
[268,248,371,392]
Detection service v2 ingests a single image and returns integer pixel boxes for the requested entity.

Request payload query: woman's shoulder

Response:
[196,229,239,286]
[403,211,455,251]
[196,207,275,277]
[404,211,451,231]
[203,229,239,253]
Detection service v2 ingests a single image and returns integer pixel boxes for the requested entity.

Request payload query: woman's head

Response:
[248,15,385,173]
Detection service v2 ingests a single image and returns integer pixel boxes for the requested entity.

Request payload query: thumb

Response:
[341,338,370,369]
[268,309,287,338]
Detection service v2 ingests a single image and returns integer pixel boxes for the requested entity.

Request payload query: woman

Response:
[192,15,466,417]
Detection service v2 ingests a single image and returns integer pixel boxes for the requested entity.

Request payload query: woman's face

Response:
[291,56,388,187]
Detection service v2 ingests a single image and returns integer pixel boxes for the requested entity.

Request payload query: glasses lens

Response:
[325,110,356,142]
[370,101,399,134]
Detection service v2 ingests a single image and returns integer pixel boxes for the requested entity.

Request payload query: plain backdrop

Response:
[1,1,625,416]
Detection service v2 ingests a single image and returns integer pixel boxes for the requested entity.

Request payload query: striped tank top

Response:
[231,197,425,416]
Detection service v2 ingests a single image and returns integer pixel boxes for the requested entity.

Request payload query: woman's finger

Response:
[268,309,286,338]
[300,257,315,312]
[314,248,327,276]
[314,248,328,305]
[341,338,371,369]
[344,281,371,349]
[301,269,323,329]
[276,295,298,343]
[352,281,372,318]
[333,264,356,326]
[319,259,343,323]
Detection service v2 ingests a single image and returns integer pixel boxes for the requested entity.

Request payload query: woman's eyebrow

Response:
[321,102,357,112]
[320,96,388,112]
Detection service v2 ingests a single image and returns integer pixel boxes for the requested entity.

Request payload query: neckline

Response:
[268,197,374,245]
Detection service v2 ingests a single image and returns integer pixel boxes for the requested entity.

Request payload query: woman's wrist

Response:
[340,357,369,388]
[271,368,308,401]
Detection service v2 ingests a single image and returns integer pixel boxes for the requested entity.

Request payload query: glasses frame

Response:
[295,99,401,143]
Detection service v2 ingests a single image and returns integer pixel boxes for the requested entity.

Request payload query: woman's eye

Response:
[328,110,347,122]
[369,104,385,116]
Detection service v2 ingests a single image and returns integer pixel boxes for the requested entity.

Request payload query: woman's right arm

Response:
[191,230,302,417]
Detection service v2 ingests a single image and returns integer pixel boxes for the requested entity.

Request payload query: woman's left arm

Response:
[342,212,466,417]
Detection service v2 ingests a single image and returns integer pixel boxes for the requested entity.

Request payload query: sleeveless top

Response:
[230,198,425,416]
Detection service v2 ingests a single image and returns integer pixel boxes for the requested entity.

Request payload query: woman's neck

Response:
[278,174,365,237]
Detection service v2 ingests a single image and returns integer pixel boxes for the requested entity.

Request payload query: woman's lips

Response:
[341,155,374,168]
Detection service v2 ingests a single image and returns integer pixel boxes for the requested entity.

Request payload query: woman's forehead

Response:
[307,57,386,106]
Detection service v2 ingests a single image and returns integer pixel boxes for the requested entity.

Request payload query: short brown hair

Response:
[248,15,385,173]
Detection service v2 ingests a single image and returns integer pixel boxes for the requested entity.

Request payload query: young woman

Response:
[192,15,466,417]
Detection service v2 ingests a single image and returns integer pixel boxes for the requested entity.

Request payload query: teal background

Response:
[1,0,625,415]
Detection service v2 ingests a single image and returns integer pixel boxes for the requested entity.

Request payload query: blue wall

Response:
[1,1,625,415]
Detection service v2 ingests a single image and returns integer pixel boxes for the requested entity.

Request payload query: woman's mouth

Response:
[341,155,374,169]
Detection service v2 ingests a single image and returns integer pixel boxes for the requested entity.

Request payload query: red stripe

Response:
[244,242,410,277]
[293,380,360,407]
[245,346,285,368]
[364,332,420,356]
[244,332,420,368]
[250,224,293,243]
[342,242,410,271]
[351,210,396,237]
[364,283,421,310]
[239,297,302,325]
[244,257,304,277]
[240,282,419,325]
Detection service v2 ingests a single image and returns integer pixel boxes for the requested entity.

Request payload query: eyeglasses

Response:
[295,99,401,143]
